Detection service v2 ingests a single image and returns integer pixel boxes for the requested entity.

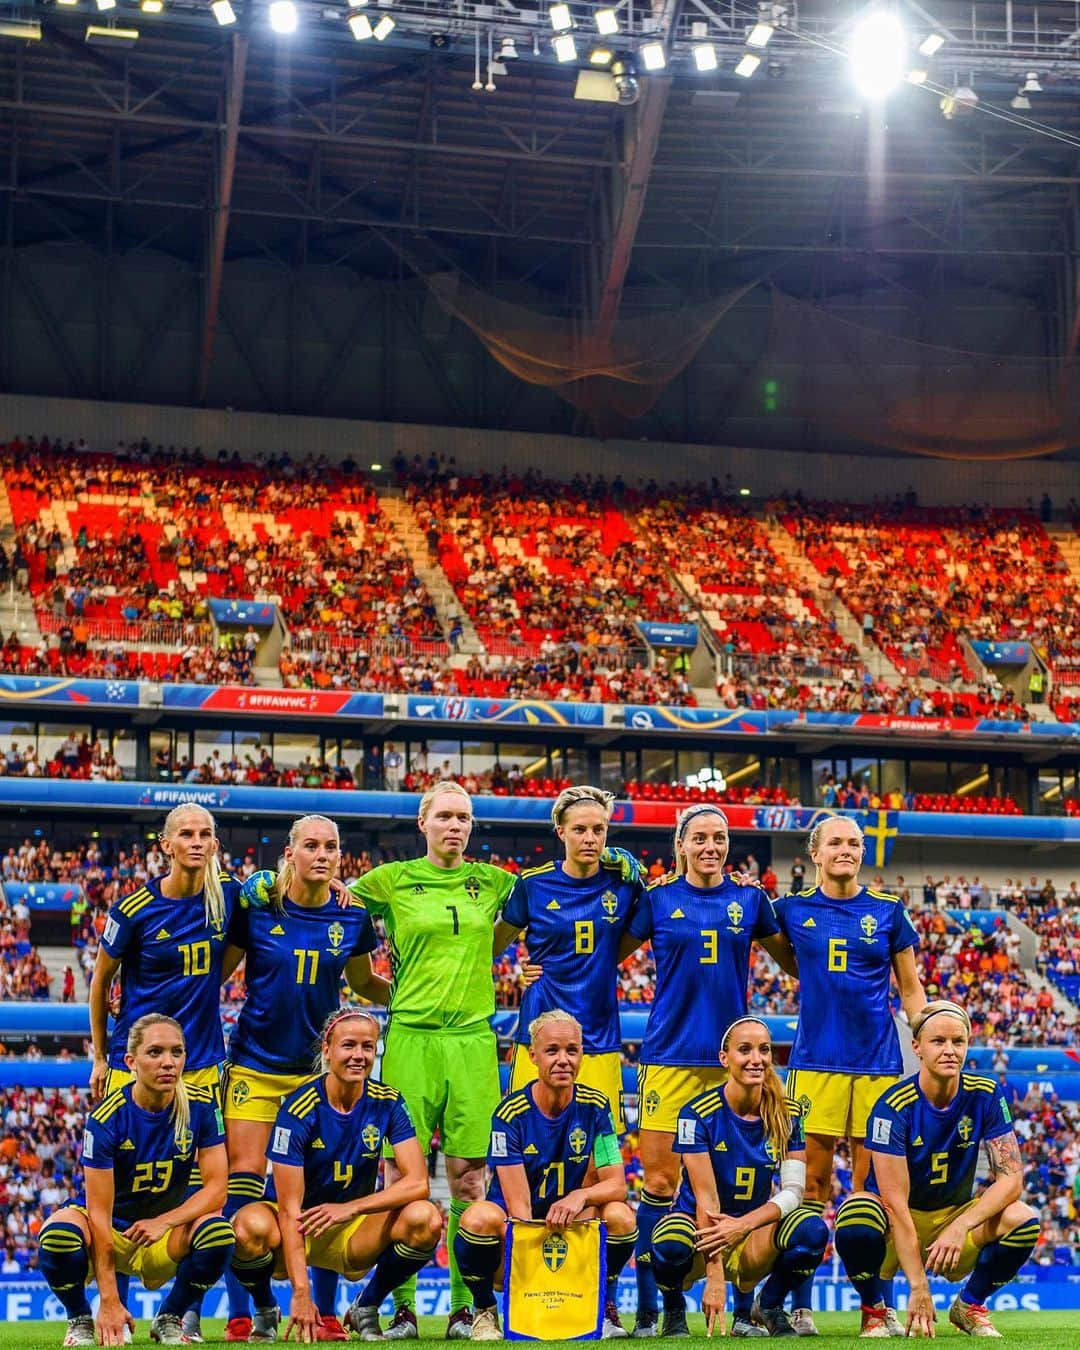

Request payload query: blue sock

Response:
[961,1219,1039,1306]
[160,1218,235,1317]
[759,1209,829,1311]
[650,1212,695,1316]
[634,1190,670,1318]
[733,1286,755,1322]
[224,1173,265,1319]
[606,1228,637,1304]
[833,1197,888,1308]
[115,1273,131,1306]
[788,1199,826,1310]
[453,1226,501,1310]
[38,1223,92,1318]
[880,1277,895,1310]
[231,1251,276,1311]
[311,1266,339,1318]
[358,1241,438,1310]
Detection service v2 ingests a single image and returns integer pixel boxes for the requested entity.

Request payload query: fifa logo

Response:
[464,877,482,902]
[569,1128,588,1156]
[328,921,345,951]
[542,1233,569,1272]
[860,914,879,942]
[362,1124,381,1152]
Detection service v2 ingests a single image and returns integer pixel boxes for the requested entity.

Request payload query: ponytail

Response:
[758,1067,792,1164]
[170,1073,192,1151]
[203,864,226,930]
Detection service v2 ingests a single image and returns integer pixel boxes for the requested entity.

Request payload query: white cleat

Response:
[470,1307,502,1342]
[63,1316,96,1347]
[790,1308,820,1337]
[948,1295,1003,1338]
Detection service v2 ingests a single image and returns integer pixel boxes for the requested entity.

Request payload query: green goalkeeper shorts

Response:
[381,1021,501,1160]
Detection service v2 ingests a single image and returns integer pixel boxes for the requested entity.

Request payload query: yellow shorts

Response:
[882,1201,980,1280]
[67,1207,177,1291]
[784,1069,898,1139]
[651,1211,755,1292]
[104,1063,221,1103]
[262,1200,374,1282]
[637,1064,728,1134]
[510,1045,626,1133]
[224,1064,314,1123]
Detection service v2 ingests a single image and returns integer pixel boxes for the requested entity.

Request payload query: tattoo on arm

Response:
[986,1133,1023,1179]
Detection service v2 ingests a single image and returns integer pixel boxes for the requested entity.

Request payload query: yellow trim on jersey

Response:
[288,1087,321,1120]
[884,1086,919,1111]
[90,1090,127,1124]
[961,1075,997,1093]
[365,1083,401,1101]
[117,887,153,918]
[646,875,678,891]
[494,1091,532,1123]
[574,1085,609,1109]
[693,1091,726,1119]
[865,888,901,903]
[796,887,817,898]
[520,862,556,880]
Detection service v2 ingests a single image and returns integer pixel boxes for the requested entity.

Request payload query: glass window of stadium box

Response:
[600,750,630,796]
[638,748,677,784]
[907,759,951,794]
[35,722,92,772]
[108,727,136,777]
[478,741,550,787]
[551,746,589,782]
[416,739,460,780]
[1039,765,1073,813]
[265,730,320,771]
[150,729,179,779]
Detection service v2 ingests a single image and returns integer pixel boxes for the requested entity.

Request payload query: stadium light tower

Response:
[850,10,907,99]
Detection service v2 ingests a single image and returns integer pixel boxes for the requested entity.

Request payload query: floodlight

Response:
[140,0,163,11]
[734,52,760,77]
[552,32,577,61]
[595,8,618,35]
[918,33,944,56]
[56,0,78,6]
[1022,71,1042,93]
[589,46,612,65]
[269,1,298,33]
[640,41,665,70]
[693,44,717,72]
[85,23,138,42]
[1011,90,1030,110]
[96,0,116,9]
[210,0,235,22]
[498,37,518,59]
[549,3,572,31]
[0,18,42,36]
[347,0,368,7]
[850,11,907,99]
[373,13,394,37]
[747,23,773,48]
[611,58,639,104]
[906,68,927,84]
[349,12,372,37]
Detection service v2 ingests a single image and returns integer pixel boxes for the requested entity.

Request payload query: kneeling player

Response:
[230,1009,441,1344]
[38,1014,233,1347]
[834,1001,1039,1339]
[650,1017,827,1339]
[453,1010,637,1342]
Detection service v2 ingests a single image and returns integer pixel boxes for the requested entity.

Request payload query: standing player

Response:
[347,782,521,1340]
[775,816,926,1337]
[835,1001,1039,1339]
[453,1010,637,1342]
[230,1009,442,1344]
[38,1015,234,1347]
[223,814,389,1343]
[649,1016,828,1338]
[503,785,645,1134]
[626,806,797,1337]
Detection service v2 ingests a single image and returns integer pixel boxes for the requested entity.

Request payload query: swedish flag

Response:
[861,810,900,868]
[503,1219,605,1340]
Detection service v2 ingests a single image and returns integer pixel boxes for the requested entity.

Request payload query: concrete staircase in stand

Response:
[0,478,45,647]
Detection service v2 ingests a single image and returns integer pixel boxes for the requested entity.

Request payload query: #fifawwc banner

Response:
[503,1220,606,1340]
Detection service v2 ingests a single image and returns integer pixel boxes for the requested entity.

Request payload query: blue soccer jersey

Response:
[671,1087,805,1219]
[627,876,780,1066]
[101,875,242,1071]
[79,1083,224,1227]
[772,886,919,1075]
[267,1075,415,1208]
[486,1083,621,1220]
[228,899,377,1075]
[503,861,643,1055]
[866,1072,1015,1211]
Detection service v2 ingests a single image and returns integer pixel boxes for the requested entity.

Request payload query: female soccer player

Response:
[502,785,645,1133]
[835,1001,1039,1339]
[774,815,926,1336]
[347,781,522,1340]
[89,803,242,1102]
[626,806,796,1337]
[223,814,389,1342]
[229,1009,442,1345]
[649,1016,828,1339]
[38,1014,233,1348]
[453,1009,637,1342]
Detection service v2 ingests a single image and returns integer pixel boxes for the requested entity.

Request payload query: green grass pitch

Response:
[0,1313,1076,1347]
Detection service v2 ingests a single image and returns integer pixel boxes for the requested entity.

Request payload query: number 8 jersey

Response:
[773,886,919,1075]
[228,898,377,1075]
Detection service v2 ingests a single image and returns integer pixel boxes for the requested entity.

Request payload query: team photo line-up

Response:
[39,784,1041,1344]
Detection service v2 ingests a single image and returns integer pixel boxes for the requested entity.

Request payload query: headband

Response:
[675,803,730,843]
[720,1016,771,1050]
[912,1001,971,1038]
[323,1007,379,1040]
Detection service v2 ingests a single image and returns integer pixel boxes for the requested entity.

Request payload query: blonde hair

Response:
[551,785,614,831]
[720,1017,791,1162]
[418,781,473,822]
[528,1008,583,1044]
[272,814,340,909]
[912,999,972,1040]
[314,1007,381,1073]
[127,1014,190,1147]
[161,805,225,929]
[672,805,729,877]
[807,813,864,884]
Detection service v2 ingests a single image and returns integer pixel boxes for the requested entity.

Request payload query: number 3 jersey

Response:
[227,899,377,1075]
[670,1087,805,1219]
[101,875,243,1072]
[772,885,919,1075]
[79,1082,224,1227]
[486,1083,621,1220]
[866,1071,1014,1211]
[267,1074,416,1207]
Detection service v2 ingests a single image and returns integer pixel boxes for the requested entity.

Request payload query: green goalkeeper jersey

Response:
[349,858,516,1030]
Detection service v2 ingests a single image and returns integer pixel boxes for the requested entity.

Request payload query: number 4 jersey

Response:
[227,898,377,1075]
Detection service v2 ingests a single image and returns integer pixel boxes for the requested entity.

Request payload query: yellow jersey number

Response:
[294,949,320,984]
[828,937,848,973]
[179,941,212,978]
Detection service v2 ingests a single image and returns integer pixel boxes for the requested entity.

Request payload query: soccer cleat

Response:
[344,1304,385,1342]
[602,1302,629,1339]
[250,1305,281,1343]
[181,1312,205,1344]
[757,1306,798,1338]
[883,1308,905,1338]
[630,1312,658,1338]
[318,1314,350,1342]
[731,1317,768,1338]
[63,1315,96,1347]
[660,1308,690,1338]
[150,1312,191,1345]
[382,1307,419,1341]
[470,1307,502,1342]
[858,1304,890,1339]
[225,1317,253,1343]
[790,1308,820,1337]
[447,1308,475,1339]
[948,1295,1002,1338]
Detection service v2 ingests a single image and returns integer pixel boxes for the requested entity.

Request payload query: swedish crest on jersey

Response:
[362,1123,381,1153]
[464,876,482,902]
[860,913,880,943]
[726,900,744,933]
[957,1115,975,1147]
[601,890,620,923]
[569,1126,588,1157]
[327,921,345,952]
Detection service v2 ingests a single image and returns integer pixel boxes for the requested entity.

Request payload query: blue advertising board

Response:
[970,641,1033,666]
[635,622,699,649]
[207,599,279,627]
[0,882,85,912]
